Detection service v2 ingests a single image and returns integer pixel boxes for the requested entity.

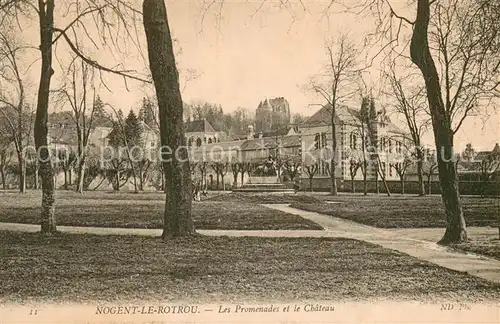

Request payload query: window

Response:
[196,137,202,147]
[321,133,327,148]
[381,162,386,176]
[388,139,393,153]
[389,163,393,176]
[208,138,213,144]
[314,133,320,150]
[350,133,357,149]
[150,141,155,148]
[396,142,402,154]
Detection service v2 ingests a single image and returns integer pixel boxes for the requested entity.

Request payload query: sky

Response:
[12,0,500,152]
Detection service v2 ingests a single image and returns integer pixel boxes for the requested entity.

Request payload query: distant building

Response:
[255,97,291,133]
[298,102,411,187]
[184,118,226,147]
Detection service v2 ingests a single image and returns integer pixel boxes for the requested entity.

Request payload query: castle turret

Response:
[255,97,291,133]
[255,98,273,133]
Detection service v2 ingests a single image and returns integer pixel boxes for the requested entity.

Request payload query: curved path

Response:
[1,203,499,284]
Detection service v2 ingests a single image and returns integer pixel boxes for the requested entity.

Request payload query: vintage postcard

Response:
[0,0,498,323]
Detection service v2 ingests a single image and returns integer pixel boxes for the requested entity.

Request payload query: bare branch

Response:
[53,27,150,84]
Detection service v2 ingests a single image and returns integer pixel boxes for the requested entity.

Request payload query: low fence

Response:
[298,177,500,196]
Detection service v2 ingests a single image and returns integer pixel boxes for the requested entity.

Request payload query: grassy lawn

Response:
[290,195,498,228]
[290,195,500,260]
[451,236,500,261]
[0,191,322,230]
[207,192,322,204]
[1,231,499,303]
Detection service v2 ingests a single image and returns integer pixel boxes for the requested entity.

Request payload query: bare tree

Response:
[303,163,318,192]
[384,64,429,196]
[409,0,497,243]
[422,150,438,195]
[230,162,240,186]
[337,0,499,243]
[0,31,32,193]
[283,155,301,182]
[308,34,360,196]
[1,0,149,233]
[143,0,195,238]
[56,148,77,190]
[211,161,229,190]
[393,155,412,195]
[475,150,500,198]
[107,107,141,193]
[55,58,100,193]
[198,160,209,193]
[345,147,362,193]
[0,135,13,189]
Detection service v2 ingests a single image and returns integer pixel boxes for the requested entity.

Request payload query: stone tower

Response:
[255,99,273,133]
[255,97,291,133]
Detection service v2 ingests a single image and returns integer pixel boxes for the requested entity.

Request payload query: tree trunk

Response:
[330,158,337,196]
[377,156,391,196]
[216,173,220,189]
[330,114,338,196]
[374,162,379,194]
[129,159,138,193]
[309,177,313,192]
[143,0,195,239]
[34,0,56,233]
[76,159,85,193]
[363,163,368,196]
[410,0,466,244]
[161,169,166,193]
[1,168,5,190]
[417,158,425,196]
[34,168,39,189]
[400,177,405,195]
[139,166,144,191]
[233,171,238,186]
[18,154,26,193]
[351,175,355,193]
[63,170,68,190]
[222,175,225,191]
[115,170,120,191]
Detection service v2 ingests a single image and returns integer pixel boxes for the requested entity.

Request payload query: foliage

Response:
[138,97,157,128]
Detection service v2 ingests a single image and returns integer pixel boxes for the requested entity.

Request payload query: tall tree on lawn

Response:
[143,0,195,238]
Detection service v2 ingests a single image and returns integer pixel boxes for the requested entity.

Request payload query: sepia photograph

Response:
[0,0,499,323]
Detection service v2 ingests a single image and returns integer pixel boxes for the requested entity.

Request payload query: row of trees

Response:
[1,0,498,242]
[306,0,498,244]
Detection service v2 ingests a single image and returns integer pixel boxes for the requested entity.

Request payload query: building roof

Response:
[300,103,407,137]
[386,122,406,135]
[300,104,361,127]
[185,119,216,133]
[257,125,297,138]
[240,134,301,151]
[475,143,500,161]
